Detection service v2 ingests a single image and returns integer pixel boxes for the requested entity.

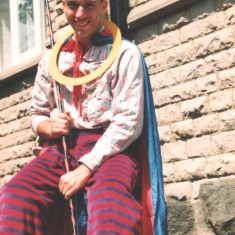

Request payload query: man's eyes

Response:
[67,2,96,10]
[67,2,79,9]
[84,3,95,9]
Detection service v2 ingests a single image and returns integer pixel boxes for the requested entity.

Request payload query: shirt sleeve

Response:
[79,43,144,170]
[30,51,56,133]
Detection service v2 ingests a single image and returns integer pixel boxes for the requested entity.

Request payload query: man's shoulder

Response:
[41,49,52,63]
[120,39,142,57]
[121,39,139,50]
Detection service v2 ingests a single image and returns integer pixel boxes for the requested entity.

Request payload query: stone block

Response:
[139,40,153,57]
[55,14,68,31]
[174,158,207,182]
[187,135,211,158]
[55,2,63,15]
[153,51,168,73]
[180,10,225,42]
[145,54,158,75]
[218,67,235,90]
[233,88,235,106]
[150,67,181,90]
[199,178,235,234]
[165,181,192,201]
[161,141,187,163]
[181,59,212,82]
[0,157,34,177]
[0,102,30,124]
[219,109,235,131]
[0,116,31,137]
[152,29,180,53]
[158,103,182,125]
[0,142,35,164]
[158,125,171,143]
[228,47,235,67]
[195,26,235,58]
[0,88,32,112]
[169,80,196,103]
[211,130,235,154]
[205,50,233,72]
[167,201,195,235]
[210,89,233,112]
[153,87,171,107]
[206,153,235,177]
[180,19,205,43]
[171,119,194,140]
[200,9,225,32]
[196,73,218,95]
[0,129,35,151]
[181,96,210,118]
[165,41,196,68]
[192,179,210,200]
[194,114,219,136]
[162,163,175,183]
[193,200,215,235]
[225,4,235,25]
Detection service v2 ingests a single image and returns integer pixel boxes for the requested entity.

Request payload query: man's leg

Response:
[0,143,70,235]
[86,153,141,235]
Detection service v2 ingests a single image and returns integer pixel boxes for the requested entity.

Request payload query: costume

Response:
[0,129,141,235]
[30,29,144,171]
[139,51,166,235]
[0,27,166,235]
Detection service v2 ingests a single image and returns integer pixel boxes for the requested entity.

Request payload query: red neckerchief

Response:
[60,28,112,117]
[61,38,84,116]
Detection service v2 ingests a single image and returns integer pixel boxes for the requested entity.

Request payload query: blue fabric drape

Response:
[140,54,167,235]
[70,32,167,234]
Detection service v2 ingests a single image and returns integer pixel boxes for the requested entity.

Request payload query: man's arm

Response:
[79,41,144,171]
[36,112,73,139]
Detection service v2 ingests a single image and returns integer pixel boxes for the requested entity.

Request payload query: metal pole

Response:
[109,0,130,39]
[44,0,78,234]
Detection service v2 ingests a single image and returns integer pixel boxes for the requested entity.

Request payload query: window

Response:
[0,0,46,72]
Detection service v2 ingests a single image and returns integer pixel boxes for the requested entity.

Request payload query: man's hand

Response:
[59,164,92,200]
[50,111,73,138]
[37,111,73,139]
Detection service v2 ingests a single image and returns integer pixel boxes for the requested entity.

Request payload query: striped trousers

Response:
[0,130,141,235]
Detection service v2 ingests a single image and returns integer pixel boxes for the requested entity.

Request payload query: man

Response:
[0,0,166,234]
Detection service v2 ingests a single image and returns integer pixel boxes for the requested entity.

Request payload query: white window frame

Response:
[9,0,45,66]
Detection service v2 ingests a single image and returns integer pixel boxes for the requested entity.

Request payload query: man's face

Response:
[62,0,107,42]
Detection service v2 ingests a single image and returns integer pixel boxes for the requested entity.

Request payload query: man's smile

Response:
[75,19,90,27]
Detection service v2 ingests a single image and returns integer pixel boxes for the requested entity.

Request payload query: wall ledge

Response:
[0,54,44,86]
[127,0,204,29]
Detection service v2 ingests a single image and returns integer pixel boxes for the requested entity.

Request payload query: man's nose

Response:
[75,6,85,17]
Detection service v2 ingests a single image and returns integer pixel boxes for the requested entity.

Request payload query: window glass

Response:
[0,0,45,72]
[0,0,12,71]
[18,0,35,53]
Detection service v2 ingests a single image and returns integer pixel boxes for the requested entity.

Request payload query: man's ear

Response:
[101,0,108,16]
[62,0,66,10]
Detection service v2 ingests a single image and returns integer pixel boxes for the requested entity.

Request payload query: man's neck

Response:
[76,37,92,53]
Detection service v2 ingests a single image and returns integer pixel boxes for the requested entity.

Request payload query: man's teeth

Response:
[76,21,88,26]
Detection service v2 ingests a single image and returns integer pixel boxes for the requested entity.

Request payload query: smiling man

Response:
[0,1,166,235]
[64,0,107,48]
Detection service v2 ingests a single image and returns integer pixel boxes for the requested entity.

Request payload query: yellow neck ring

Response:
[49,19,122,86]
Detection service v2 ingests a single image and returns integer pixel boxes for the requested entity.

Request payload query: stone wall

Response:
[0,71,36,187]
[131,0,235,234]
[0,0,235,234]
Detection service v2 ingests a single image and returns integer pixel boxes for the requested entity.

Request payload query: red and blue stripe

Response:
[0,130,141,235]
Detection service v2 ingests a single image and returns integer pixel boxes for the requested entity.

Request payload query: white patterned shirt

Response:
[30,39,144,170]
